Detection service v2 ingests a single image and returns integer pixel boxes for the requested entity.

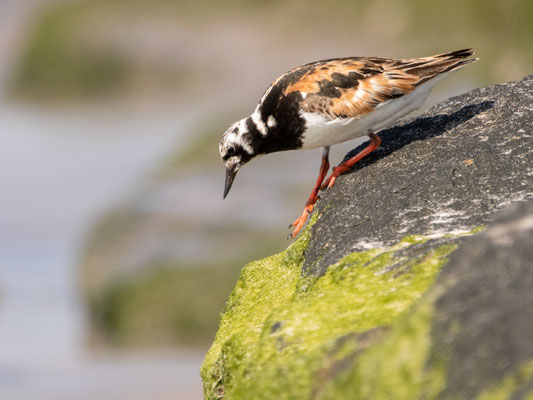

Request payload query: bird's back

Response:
[255,49,477,149]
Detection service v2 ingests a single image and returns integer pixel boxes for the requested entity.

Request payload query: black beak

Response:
[223,166,238,199]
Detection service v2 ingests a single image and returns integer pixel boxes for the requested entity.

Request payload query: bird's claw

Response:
[288,205,314,239]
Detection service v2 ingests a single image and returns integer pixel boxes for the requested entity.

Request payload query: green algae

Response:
[201,219,460,399]
[399,234,430,245]
[468,225,487,235]
[200,213,317,399]
[229,245,454,399]
[317,290,447,400]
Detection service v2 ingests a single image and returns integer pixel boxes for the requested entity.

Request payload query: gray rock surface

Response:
[430,200,533,399]
[304,75,533,276]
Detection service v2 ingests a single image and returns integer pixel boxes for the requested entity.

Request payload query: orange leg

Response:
[321,133,381,190]
[288,147,330,239]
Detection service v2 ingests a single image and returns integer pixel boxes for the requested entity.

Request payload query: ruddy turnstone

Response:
[219,49,478,238]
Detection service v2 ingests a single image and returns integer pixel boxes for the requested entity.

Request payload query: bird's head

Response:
[219,118,255,199]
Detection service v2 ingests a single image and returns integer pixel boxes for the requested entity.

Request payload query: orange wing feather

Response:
[297,65,421,119]
[278,49,476,120]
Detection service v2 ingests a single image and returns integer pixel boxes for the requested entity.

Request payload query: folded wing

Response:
[284,49,476,120]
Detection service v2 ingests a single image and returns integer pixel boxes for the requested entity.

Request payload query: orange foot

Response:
[288,151,330,239]
[288,204,314,239]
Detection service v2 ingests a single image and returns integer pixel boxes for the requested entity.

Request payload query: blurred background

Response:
[0,0,531,399]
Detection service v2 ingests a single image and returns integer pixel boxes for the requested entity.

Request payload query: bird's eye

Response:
[227,146,235,156]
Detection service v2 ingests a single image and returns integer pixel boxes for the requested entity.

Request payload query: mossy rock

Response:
[201,214,466,399]
[202,204,533,399]
[201,76,533,398]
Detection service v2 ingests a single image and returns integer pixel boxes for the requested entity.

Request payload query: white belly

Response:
[299,72,450,149]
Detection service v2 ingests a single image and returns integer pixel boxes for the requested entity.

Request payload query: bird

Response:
[219,49,478,238]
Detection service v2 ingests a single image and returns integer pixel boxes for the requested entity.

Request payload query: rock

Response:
[201,75,533,399]
[304,74,533,276]
[431,201,533,399]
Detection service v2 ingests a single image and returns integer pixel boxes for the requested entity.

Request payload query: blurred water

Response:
[0,103,205,399]
[0,2,204,398]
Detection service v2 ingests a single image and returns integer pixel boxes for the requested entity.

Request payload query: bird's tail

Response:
[400,48,478,84]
